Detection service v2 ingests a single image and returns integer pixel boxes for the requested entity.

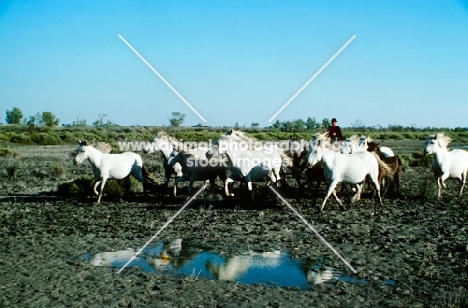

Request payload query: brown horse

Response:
[367,141,403,197]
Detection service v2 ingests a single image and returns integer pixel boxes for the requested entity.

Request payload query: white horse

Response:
[423,133,468,198]
[307,138,385,211]
[143,132,184,190]
[206,131,283,198]
[341,135,360,154]
[73,140,153,204]
[357,136,395,157]
[168,152,227,196]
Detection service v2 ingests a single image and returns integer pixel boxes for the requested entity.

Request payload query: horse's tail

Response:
[373,153,393,179]
[279,152,294,167]
[142,166,155,183]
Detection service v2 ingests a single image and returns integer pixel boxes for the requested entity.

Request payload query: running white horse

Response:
[168,152,227,196]
[206,130,284,198]
[423,133,468,198]
[143,132,183,190]
[73,140,153,204]
[307,135,389,211]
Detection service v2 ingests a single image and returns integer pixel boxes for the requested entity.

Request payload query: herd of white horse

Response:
[72,130,468,210]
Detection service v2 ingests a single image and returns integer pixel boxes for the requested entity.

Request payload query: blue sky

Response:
[1,1,467,128]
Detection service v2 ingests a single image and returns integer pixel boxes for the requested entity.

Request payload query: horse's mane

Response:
[435,133,452,149]
[219,129,256,143]
[153,131,184,149]
[279,152,294,167]
[346,135,359,143]
[95,142,112,154]
[312,132,329,141]
[76,140,112,154]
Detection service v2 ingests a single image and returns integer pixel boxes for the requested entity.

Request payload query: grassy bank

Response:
[1,125,468,146]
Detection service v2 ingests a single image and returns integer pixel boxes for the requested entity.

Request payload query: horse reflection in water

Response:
[89,248,137,267]
[206,251,281,281]
[86,241,343,287]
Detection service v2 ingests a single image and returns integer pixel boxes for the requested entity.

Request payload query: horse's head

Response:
[423,134,449,155]
[143,137,157,154]
[73,140,91,165]
[366,141,381,155]
[341,139,355,154]
[307,139,322,166]
[206,140,221,159]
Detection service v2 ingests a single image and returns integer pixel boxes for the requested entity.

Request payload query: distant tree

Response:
[93,113,116,127]
[305,116,319,130]
[169,112,185,127]
[272,119,281,131]
[351,119,365,129]
[5,107,23,124]
[321,118,330,132]
[234,122,240,129]
[251,122,259,128]
[72,117,87,126]
[40,112,59,127]
[292,119,306,132]
[26,112,41,126]
[281,120,294,132]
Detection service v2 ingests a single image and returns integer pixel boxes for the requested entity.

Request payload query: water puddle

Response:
[81,239,395,289]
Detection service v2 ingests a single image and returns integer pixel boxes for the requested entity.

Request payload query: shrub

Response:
[31,132,62,145]
[8,132,32,144]
[49,163,67,179]
[417,180,438,200]
[0,147,20,157]
[4,161,20,178]
[57,176,94,197]
[59,131,76,143]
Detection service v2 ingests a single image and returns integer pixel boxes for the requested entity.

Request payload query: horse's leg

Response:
[321,181,340,211]
[247,180,253,193]
[395,164,403,195]
[187,178,194,196]
[371,177,382,205]
[96,178,108,204]
[459,170,467,196]
[123,176,131,195]
[173,177,181,197]
[209,178,216,192]
[93,180,101,196]
[274,168,281,187]
[225,178,234,196]
[437,177,443,199]
[351,183,363,203]
[438,171,450,198]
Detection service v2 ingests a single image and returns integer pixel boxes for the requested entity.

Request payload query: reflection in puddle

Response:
[82,239,395,289]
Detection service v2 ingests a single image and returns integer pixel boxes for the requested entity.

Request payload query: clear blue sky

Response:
[1,1,467,128]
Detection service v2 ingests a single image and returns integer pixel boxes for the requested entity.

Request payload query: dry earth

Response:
[0,141,467,307]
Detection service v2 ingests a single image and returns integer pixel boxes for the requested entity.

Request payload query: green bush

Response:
[57,176,94,197]
[31,132,62,145]
[59,131,76,143]
[7,132,32,144]
[4,161,21,178]
[49,163,67,178]
[0,147,20,157]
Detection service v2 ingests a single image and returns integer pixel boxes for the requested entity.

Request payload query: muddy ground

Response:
[0,141,467,307]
